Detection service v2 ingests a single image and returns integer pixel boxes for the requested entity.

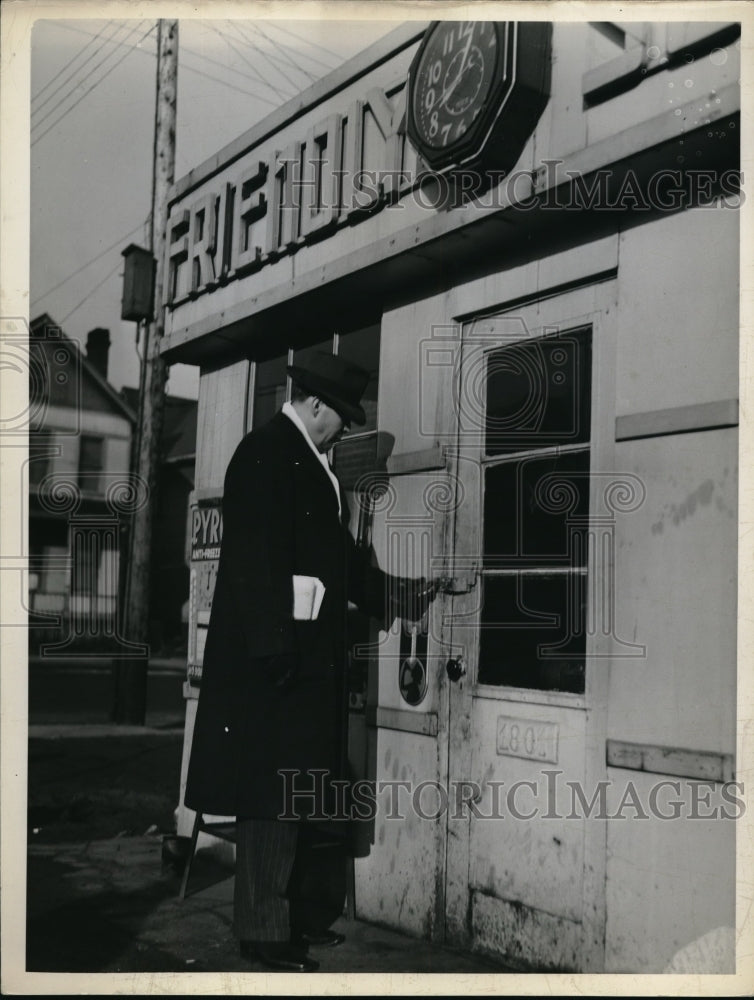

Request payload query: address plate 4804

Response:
[496,715,559,764]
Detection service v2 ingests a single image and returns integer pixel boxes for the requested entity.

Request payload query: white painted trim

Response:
[607,740,735,783]
[615,399,738,440]
[473,684,587,710]
[367,705,438,737]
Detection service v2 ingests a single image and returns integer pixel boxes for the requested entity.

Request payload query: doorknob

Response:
[446,656,466,682]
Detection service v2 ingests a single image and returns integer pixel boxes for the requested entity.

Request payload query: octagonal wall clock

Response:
[406,21,552,174]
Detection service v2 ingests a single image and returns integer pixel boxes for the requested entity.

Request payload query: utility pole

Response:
[113,20,178,724]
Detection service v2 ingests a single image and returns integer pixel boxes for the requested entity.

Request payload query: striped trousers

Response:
[233,818,347,942]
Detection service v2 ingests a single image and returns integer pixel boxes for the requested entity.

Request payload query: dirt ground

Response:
[27,730,184,844]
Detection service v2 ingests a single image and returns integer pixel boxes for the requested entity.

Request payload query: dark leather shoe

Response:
[296,929,346,948]
[240,940,319,972]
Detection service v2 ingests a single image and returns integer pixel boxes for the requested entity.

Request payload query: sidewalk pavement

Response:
[26,833,510,975]
[24,724,513,978]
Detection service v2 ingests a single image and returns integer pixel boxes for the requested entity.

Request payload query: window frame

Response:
[476,325,593,696]
[447,292,616,713]
[77,433,105,496]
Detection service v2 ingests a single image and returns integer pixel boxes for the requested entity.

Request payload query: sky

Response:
[29,15,402,400]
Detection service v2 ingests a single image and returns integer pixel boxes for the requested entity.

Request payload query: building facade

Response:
[161,21,740,972]
[28,315,135,656]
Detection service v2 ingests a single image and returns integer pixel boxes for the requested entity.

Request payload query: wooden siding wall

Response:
[194,360,250,491]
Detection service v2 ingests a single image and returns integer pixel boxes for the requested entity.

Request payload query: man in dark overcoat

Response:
[185,351,434,972]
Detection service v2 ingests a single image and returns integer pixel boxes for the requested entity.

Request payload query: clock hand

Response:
[437,24,475,110]
[453,26,476,93]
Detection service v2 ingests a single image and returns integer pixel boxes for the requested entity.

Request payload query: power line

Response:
[181,40,287,94]
[228,21,301,95]
[262,23,340,72]
[31,220,148,307]
[60,258,123,325]
[264,21,344,62]
[45,20,291,106]
[32,21,151,134]
[235,20,323,89]
[249,22,318,83]
[236,20,341,90]
[47,20,288,98]
[270,38,335,77]
[32,20,115,106]
[209,23,295,100]
[32,21,120,115]
[181,55,284,105]
[32,23,157,147]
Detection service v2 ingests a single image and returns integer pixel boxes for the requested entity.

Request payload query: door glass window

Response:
[484,451,590,562]
[478,575,586,692]
[486,328,591,455]
[479,326,591,693]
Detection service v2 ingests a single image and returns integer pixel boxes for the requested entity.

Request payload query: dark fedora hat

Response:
[287,351,370,426]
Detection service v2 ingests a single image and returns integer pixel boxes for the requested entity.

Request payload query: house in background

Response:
[28,313,135,654]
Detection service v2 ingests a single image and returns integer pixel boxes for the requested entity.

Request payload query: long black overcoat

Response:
[185,411,383,820]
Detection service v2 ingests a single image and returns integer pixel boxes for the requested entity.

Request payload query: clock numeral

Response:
[429,110,439,139]
[424,87,436,111]
[441,123,452,145]
[457,120,466,139]
[442,28,455,55]
[430,59,442,84]
[459,21,475,39]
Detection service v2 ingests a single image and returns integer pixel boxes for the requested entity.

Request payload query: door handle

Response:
[445,656,467,682]
[438,571,478,595]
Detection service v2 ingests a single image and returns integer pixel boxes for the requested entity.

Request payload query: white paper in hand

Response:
[293,575,326,620]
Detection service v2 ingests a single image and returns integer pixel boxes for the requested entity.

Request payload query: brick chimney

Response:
[86,328,111,380]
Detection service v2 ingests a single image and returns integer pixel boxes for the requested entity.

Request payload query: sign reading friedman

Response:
[165,78,415,308]
[164,22,551,309]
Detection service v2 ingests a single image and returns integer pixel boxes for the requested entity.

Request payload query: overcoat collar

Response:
[269,410,343,519]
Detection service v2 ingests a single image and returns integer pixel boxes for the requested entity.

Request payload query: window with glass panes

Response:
[478,326,591,694]
[78,435,104,495]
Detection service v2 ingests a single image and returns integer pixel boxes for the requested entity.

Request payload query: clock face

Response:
[410,21,502,153]
[406,20,552,175]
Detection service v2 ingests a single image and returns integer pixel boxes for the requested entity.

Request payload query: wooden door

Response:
[441,283,618,971]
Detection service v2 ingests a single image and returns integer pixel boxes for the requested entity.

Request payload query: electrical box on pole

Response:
[121,244,156,322]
